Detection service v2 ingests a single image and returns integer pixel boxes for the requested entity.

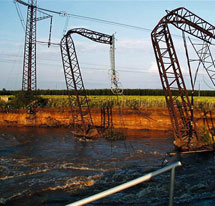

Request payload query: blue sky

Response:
[1,0,215,90]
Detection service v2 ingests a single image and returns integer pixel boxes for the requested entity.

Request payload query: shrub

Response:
[103,129,126,141]
[198,125,213,144]
[0,100,7,109]
[8,91,47,109]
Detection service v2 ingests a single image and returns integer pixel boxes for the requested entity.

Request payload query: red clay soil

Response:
[0,107,208,134]
[0,107,172,131]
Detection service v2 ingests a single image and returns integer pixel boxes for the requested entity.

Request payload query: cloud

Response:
[147,61,159,74]
[66,25,89,31]
[75,41,108,52]
[116,38,152,53]
[35,37,156,59]
[0,41,23,47]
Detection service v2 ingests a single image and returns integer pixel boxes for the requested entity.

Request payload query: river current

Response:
[0,127,215,205]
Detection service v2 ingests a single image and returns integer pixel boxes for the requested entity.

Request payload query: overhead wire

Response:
[14,0,207,51]
[62,16,70,36]
[37,6,198,41]
[36,40,60,46]
[36,5,199,41]
[0,52,206,77]
[15,0,152,32]
[0,53,151,74]
[12,1,213,85]
[0,57,199,78]
[0,53,144,70]
[14,1,26,31]
[36,6,152,32]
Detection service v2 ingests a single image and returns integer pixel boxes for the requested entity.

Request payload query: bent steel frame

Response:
[189,39,215,87]
[151,7,215,149]
[60,28,113,127]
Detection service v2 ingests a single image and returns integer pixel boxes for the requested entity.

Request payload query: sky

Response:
[1,0,215,91]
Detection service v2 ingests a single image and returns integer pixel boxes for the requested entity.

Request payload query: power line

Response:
[0,53,145,71]
[14,0,208,45]
[36,6,152,32]
[66,13,151,32]
[0,53,210,77]
[14,1,26,31]
[0,57,150,74]
[0,53,144,70]
[16,0,152,32]
[36,6,196,40]
[0,57,206,77]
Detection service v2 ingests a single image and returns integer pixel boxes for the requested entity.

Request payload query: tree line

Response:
[0,88,215,96]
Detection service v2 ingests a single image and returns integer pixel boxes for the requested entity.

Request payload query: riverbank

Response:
[0,107,173,131]
[0,107,211,136]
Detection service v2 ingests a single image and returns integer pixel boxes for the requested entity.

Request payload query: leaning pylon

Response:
[60,28,118,137]
[151,7,215,151]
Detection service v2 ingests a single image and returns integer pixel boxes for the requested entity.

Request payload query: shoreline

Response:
[0,107,210,138]
[0,107,172,131]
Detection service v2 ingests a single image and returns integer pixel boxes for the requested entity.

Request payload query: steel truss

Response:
[151,7,215,149]
[17,0,53,91]
[189,39,215,87]
[22,0,37,91]
[60,28,113,127]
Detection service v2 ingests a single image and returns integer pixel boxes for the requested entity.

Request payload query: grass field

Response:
[39,95,166,108]
[1,95,215,109]
[41,95,215,110]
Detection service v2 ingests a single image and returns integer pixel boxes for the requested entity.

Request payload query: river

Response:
[0,127,215,205]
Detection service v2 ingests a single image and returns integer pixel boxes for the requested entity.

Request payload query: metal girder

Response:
[17,0,53,91]
[151,7,215,149]
[36,10,52,21]
[203,111,215,141]
[60,28,113,127]
[22,0,37,91]
[189,39,215,87]
[165,7,215,43]
[16,0,31,7]
[65,28,113,45]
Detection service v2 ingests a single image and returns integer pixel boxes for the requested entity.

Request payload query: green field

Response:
[42,95,215,110]
[39,95,165,108]
[1,95,215,110]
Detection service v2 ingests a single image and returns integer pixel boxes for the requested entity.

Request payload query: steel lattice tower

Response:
[22,0,37,91]
[151,7,215,150]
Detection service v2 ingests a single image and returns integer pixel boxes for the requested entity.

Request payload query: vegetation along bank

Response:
[0,91,214,133]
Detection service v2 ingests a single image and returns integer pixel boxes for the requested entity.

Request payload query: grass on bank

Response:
[40,95,215,110]
[1,95,215,110]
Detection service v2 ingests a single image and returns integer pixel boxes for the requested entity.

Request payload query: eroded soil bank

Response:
[0,108,173,131]
[0,107,210,135]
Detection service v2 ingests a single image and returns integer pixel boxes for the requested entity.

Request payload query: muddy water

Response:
[0,128,215,206]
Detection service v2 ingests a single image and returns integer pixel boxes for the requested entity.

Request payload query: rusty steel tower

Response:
[22,0,37,91]
[151,7,215,150]
[15,0,53,91]
[60,28,113,128]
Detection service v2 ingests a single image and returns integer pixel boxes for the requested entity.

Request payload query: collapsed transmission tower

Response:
[60,28,121,130]
[151,7,215,151]
[15,0,53,91]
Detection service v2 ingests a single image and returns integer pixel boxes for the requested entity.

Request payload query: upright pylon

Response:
[22,0,37,91]
[16,0,53,91]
